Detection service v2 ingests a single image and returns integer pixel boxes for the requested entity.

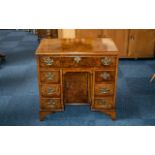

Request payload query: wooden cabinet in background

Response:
[75,29,155,58]
[35,29,155,58]
[128,29,155,58]
[36,29,58,40]
[76,29,103,38]
[76,29,129,57]
[102,30,129,58]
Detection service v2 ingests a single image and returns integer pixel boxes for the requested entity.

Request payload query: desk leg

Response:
[100,110,116,121]
[110,111,116,120]
[40,111,54,121]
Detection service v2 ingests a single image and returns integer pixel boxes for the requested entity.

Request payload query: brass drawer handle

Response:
[74,56,81,63]
[98,99,107,105]
[47,99,56,106]
[47,87,56,94]
[45,72,55,80]
[101,57,112,66]
[43,57,54,66]
[99,87,110,94]
[98,99,112,108]
[100,72,110,80]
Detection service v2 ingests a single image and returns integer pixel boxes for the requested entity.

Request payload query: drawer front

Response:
[95,83,114,96]
[40,84,60,97]
[41,98,62,109]
[95,71,115,82]
[61,56,116,68]
[39,56,61,68]
[40,71,60,84]
[96,56,116,67]
[61,56,95,67]
[93,97,114,109]
[39,56,116,68]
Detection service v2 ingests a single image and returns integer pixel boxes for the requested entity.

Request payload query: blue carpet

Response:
[0,29,155,126]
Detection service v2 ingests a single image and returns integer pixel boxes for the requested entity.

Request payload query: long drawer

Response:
[39,56,116,68]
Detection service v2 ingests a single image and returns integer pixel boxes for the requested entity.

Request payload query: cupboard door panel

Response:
[102,29,129,57]
[128,29,155,58]
[76,29,129,57]
[64,72,89,104]
[76,29,103,38]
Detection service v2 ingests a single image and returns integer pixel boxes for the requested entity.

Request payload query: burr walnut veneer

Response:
[36,38,119,121]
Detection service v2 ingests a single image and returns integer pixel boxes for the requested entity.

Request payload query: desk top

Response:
[36,38,119,56]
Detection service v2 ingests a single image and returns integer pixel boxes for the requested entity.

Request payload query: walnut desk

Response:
[36,38,119,121]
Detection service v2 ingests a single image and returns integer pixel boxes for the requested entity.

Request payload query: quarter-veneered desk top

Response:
[36,38,119,56]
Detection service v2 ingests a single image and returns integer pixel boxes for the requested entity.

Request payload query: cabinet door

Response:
[76,29,103,38]
[102,29,129,57]
[128,29,155,58]
[64,72,89,104]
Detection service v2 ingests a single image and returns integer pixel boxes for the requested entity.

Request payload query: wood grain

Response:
[36,38,119,120]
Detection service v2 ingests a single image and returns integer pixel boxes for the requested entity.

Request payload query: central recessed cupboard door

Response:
[63,72,90,104]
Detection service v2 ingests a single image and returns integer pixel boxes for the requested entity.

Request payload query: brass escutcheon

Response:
[74,56,81,63]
